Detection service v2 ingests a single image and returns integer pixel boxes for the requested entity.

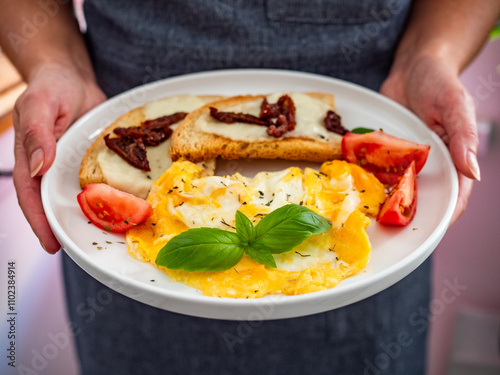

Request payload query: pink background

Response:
[428,38,500,375]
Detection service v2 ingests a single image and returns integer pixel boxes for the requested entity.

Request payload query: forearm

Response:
[394,0,500,73]
[0,0,95,83]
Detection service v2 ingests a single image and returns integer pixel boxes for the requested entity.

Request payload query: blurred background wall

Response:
[427,37,500,375]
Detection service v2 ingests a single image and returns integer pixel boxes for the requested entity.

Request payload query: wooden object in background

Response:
[0,53,25,134]
[0,112,13,135]
[0,53,22,91]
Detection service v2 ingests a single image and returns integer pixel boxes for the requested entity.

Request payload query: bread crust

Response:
[170,93,343,163]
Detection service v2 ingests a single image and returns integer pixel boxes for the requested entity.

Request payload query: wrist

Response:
[391,40,460,78]
[22,48,97,86]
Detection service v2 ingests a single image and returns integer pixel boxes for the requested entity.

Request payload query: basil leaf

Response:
[155,228,244,272]
[245,243,277,268]
[253,204,331,254]
[235,210,255,244]
[350,127,374,134]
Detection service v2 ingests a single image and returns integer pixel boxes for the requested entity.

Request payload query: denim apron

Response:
[63,1,431,373]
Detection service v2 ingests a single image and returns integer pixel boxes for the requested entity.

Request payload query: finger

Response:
[450,171,474,225]
[13,90,62,178]
[13,137,61,254]
[439,87,481,181]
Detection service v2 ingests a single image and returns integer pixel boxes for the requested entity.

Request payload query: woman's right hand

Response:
[13,62,106,254]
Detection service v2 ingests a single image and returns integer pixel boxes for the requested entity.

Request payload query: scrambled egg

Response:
[126,160,385,298]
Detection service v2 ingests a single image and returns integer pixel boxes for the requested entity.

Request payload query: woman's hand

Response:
[380,53,480,223]
[13,63,106,253]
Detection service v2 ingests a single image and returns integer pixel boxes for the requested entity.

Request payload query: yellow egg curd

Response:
[126,159,385,298]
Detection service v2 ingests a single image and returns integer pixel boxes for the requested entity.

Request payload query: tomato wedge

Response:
[77,184,153,232]
[377,161,417,226]
[342,130,430,185]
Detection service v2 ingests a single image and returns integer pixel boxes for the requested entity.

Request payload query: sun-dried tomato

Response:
[104,112,187,170]
[113,126,173,146]
[209,95,299,138]
[113,112,186,146]
[277,95,296,131]
[142,112,187,128]
[267,114,289,138]
[324,110,347,135]
[209,107,269,126]
[104,134,150,171]
[259,98,280,120]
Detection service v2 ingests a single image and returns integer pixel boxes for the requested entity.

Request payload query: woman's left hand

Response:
[380,53,480,224]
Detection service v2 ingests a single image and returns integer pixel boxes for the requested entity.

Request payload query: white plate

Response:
[41,69,458,320]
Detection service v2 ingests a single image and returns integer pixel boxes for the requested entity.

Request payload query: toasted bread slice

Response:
[170,92,343,163]
[79,95,222,199]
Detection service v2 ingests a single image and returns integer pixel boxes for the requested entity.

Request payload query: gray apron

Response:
[63,1,430,373]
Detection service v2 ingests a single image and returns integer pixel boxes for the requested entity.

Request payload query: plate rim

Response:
[41,68,459,317]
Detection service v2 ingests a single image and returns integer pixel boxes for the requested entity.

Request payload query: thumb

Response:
[13,90,62,177]
[439,88,481,181]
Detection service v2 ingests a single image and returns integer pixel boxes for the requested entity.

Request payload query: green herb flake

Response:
[351,127,375,134]
[221,218,236,230]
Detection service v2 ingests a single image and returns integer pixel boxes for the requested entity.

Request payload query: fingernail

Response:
[30,149,44,178]
[39,240,48,253]
[467,151,481,181]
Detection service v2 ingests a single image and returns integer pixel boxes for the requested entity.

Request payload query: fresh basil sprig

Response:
[155,204,331,272]
[251,204,331,254]
[155,228,244,272]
